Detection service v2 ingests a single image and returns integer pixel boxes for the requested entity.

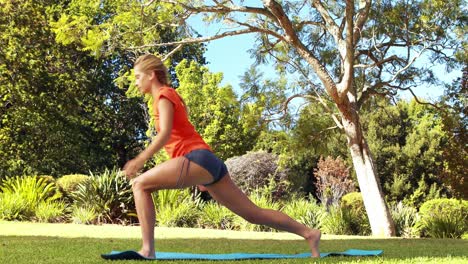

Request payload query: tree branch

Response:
[312,0,341,42]
[353,0,371,45]
[160,0,277,21]
[262,0,301,44]
[128,28,259,50]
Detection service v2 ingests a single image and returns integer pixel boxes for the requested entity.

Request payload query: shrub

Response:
[71,205,98,225]
[198,202,236,230]
[56,174,90,194]
[70,168,135,224]
[321,205,354,235]
[225,151,290,200]
[0,176,61,220]
[282,196,325,229]
[35,201,67,223]
[0,192,28,220]
[314,156,354,207]
[154,189,201,227]
[341,192,371,235]
[417,198,468,238]
[390,201,419,238]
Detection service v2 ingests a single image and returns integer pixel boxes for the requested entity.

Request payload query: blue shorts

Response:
[184,149,228,186]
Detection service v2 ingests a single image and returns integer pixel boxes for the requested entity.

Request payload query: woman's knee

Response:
[131,177,160,193]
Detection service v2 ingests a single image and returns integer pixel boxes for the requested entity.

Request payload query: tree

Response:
[439,67,467,199]
[53,0,465,236]
[362,98,450,207]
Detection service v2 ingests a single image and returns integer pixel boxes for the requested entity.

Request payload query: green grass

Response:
[1,221,467,263]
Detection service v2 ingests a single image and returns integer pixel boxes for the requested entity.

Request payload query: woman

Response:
[123,54,321,259]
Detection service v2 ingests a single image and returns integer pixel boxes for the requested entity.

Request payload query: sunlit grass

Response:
[1,221,467,263]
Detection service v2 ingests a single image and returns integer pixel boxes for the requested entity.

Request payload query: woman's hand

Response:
[123,157,146,179]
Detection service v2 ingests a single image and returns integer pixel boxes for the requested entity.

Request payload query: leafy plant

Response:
[70,168,135,224]
[56,174,90,194]
[154,189,201,227]
[417,198,467,238]
[0,192,28,220]
[71,205,98,225]
[0,176,61,220]
[198,202,236,230]
[35,201,67,223]
[314,156,354,208]
[282,196,325,229]
[321,205,354,235]
[390,202,419,238]
[341,192,371,235]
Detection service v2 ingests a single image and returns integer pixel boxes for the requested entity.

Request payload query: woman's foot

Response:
[138,249,155,259]
[305,229,321,258]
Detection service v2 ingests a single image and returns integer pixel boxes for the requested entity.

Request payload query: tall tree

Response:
[53,0,465,236]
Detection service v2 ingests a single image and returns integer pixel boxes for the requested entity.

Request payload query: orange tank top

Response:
[153,86,211,158]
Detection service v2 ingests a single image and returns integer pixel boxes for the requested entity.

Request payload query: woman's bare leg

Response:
[205,174,321,257]
[131,157,213,258]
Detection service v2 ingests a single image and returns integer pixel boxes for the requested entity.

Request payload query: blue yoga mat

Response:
[101,249,383,260]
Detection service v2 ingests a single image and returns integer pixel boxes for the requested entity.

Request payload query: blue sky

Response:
[188,16,461,102]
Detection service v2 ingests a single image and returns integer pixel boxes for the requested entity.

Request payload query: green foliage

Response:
[70,168,135,224]
[71,205,98,225]
[362,99,449,207]
[417,198,468,238]
[282,196,325,229]
[341,192,371,235]
[0,0,147,177]
[154,189,201,227]
[321,205,354,235]
[56,174,90,194]
[198,202,236,230]
[0,176,61,220]
[35,200,67,223]
[0,192,28,221]
[390,202,419,238]
[439,71,468,199]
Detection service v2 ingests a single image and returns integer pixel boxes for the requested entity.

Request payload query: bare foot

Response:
[305,229,321,258]
[138,249,155,259]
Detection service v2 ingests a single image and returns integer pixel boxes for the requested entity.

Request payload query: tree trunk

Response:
[338,99,396,237]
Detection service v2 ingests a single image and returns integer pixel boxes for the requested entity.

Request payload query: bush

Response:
[154,189,201,227]
[0,192,28,220]
[225,151,290,200]
[198,202,236,230]
[314,156,354,207]
[321,205,354,235]
[341,192,371,235]
[390,201,419,238]
[0,176,61,220]
[282,196,324,229]
[417,198,468,238]
[56,174,90,194]
[70,168,135,224]
[71,205,98,225]
[35,201,67,223]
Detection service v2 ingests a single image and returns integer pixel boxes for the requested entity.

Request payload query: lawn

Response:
[0,221,467,263]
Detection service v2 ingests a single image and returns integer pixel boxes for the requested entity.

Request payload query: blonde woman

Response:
[123,54,321,259]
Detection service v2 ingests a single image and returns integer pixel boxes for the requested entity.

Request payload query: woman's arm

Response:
[123,98,174,178]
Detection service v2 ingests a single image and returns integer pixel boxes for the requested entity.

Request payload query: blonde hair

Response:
[134,54,189,113]
[134,54,170,85]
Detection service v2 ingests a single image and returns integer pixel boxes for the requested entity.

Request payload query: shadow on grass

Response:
[1,236,467,264]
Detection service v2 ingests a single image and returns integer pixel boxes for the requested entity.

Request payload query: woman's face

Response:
[134,68,151,94]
